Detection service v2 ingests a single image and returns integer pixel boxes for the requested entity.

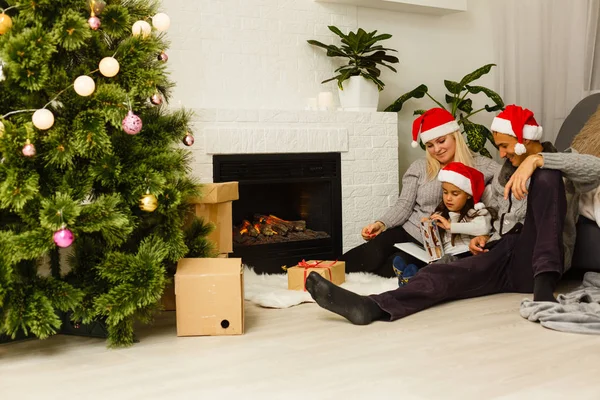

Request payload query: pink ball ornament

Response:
[53,228,74,248]
[183,133,194,146]
[22,141,36,157]
[158,51,168,62]
[150,93,162,105]
[88,16,101,30]
[122,110,143,135]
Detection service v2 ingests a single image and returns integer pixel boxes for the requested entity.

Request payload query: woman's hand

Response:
[469,235,490,255]
[430,214,451,230]
[361,221,385,241]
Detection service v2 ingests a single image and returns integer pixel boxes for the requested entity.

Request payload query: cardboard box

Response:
[175,258,244,336]
[287,260,345,291]
[194,202,233,253]
[191,182,239,254]
[161,282,176,311]
[197,182,239,204]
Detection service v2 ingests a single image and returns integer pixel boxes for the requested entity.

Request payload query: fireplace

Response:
[213,153,342,274]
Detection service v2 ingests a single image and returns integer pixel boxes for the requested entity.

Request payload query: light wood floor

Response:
[2,288,600,400]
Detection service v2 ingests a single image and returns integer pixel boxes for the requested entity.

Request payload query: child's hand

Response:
[430,214,450,230]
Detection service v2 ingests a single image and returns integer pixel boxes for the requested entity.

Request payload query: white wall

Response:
[163,0,499,172]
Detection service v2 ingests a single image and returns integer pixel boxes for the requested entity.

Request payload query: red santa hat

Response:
[437,162,486,210]
[411,108,460,148]
[490,104,543,156]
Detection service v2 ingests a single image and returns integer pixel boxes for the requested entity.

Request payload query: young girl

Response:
[394,162,496,285]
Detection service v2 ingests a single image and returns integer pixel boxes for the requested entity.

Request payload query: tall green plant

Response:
[308,26,399,91]
[385,64,504,157]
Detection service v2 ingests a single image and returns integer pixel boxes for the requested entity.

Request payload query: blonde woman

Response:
[341,108,500,277]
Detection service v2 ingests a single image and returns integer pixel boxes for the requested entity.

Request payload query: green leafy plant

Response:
[307,26,399,91]
[384,64,504,157]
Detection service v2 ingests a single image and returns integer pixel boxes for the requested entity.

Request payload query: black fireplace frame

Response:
[213,153,342,274]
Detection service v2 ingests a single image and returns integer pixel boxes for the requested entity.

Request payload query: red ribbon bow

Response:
[297,259,338,291]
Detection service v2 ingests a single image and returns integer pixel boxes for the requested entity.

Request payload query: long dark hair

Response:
[434,197,498,246]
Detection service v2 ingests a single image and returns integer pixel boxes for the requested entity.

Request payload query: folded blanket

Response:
[520,272,600,334]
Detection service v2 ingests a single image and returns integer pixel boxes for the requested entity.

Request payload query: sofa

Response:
[554,93,600,272]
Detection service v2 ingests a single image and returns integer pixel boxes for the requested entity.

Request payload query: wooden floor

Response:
[2,289,600,399]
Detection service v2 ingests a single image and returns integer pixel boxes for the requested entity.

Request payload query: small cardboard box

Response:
[175,258,244,336]
[287,260,345,291]
[191,182,239,254]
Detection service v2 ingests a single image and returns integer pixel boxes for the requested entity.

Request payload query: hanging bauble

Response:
[158,51,168,62]
[74,75,96,96]
[88,16,101,30]
[53,227,75,248]
[182,132,195,147]
[150,93,162,105]
[152,13,170,32]
[32,109,55,130]
[132,20,152,38]
[122,110,142,135]
[22,139,36,157]
[91,0,106,15]
[139,192,158,212]
[0,13,12,35]
[99,57,120,77]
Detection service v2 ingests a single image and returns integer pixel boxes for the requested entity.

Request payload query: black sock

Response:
[305,272,387,325]
[533,272,559,302]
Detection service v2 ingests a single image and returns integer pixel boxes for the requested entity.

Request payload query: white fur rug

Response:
[243,266,398,309]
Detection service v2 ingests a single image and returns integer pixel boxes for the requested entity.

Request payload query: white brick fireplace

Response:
[189,108,399,252]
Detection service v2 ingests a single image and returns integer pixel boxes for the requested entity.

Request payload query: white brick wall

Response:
[163,0,357,110]
[189,108,398,252]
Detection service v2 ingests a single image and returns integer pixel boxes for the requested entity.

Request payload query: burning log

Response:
[253,214,306,233]
[240,220,259,237]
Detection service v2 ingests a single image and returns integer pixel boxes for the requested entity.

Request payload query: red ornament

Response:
[183,132,194,147]
[88,16,101,30]
[122,110,143,135]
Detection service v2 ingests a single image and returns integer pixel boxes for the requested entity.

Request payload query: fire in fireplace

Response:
[213,153,342,274]
[235,214,329,246]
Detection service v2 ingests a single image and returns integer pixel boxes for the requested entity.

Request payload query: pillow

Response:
[571,104,600,157]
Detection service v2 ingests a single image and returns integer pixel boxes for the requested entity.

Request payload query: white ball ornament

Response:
[32,109,55,130]
[152,13,170,32]
[99,57,120,77]
[132,20,152,38]
[74,75,96,96]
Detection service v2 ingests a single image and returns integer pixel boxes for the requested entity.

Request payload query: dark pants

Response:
[340,226,426,278]
[370,169,567,320]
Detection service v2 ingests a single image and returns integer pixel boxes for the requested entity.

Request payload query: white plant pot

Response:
[338,76,380,112]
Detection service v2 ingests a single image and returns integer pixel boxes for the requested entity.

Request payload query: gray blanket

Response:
[520,272,600,334]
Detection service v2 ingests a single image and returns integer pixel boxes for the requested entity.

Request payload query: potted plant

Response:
[385,64,504,157]
[308,26,399,112]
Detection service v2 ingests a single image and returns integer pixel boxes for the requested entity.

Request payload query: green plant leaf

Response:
[328,26,347,40]
[413,109,426,116]
[479,147,493,158]
[384,84,428,112]
[458,64,496,88]
[485,104,504,112]
[306,40,347,57]
[466,85,505,108]
[444,80,462,95]
[463,121,487,152]
[445,95,472,115]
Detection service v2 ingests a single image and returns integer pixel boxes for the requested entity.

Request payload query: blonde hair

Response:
[425,131,475,180]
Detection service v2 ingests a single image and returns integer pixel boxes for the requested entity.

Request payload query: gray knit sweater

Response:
[379,155,500,243]
[484,144,600,270]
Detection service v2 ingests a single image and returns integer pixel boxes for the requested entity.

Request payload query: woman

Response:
[341,108,500,277]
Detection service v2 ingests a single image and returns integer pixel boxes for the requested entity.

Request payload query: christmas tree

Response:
[0,0,213,347]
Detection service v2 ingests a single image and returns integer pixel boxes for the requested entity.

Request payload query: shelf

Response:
[313,0,467,15]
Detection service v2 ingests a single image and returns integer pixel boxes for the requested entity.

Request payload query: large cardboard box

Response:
[287,260,345,291]
[191,182,239,254]
[175,257,244,336]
